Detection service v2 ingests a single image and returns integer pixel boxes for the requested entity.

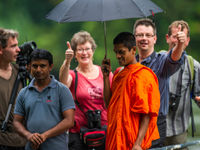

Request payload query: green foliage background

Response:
[0,0,200,78]
[1,0,200,141]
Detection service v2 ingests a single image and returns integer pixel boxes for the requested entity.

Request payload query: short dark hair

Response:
[133,18,156,35]
[30,49,53,65]
[113,32,136,51]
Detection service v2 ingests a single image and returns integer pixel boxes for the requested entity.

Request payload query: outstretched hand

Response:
[65,41,74,64]
[101,58,111,77]
[177,24,186,44]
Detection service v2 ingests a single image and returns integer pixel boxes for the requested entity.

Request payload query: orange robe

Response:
[106,63,160,150]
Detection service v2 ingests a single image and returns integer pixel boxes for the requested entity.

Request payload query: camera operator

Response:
[0,28,26,150]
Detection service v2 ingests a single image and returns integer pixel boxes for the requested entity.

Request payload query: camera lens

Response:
[87,110,94,129]
[94,110,101,128]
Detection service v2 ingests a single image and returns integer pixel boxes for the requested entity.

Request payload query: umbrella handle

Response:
[103,21,107,59]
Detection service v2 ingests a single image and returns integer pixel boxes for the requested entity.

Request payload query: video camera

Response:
[17,41,37,67]
[17,41,37,86]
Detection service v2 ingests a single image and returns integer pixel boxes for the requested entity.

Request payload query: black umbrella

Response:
[46,0,163,58]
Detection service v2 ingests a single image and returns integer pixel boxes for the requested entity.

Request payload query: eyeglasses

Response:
[76,47,92,53]
[135,33,155,39]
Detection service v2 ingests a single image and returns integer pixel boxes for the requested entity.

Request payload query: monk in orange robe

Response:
[102,32,160,150]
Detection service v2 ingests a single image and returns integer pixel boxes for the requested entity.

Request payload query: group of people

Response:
[0,18,200,150]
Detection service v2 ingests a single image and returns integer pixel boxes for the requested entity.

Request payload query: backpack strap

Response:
[186,55,196,137]
[187,55,194,86]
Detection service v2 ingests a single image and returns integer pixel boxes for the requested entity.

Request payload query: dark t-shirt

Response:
[0,63,26,146]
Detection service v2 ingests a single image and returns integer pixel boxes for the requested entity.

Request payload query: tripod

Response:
[1,65,31,132]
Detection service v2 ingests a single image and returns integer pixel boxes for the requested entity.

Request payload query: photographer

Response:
[0,28,26,149]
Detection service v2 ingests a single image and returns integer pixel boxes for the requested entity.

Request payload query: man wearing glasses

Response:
[133,18,186,148]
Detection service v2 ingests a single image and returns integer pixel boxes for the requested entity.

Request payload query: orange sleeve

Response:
[130,69,160,116]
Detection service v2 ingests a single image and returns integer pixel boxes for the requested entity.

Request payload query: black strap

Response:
[74,69,78,101]
[190,95,196,137]
[74,69,84,113]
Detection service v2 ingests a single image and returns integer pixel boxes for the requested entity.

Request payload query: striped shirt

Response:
[166,54,200,137]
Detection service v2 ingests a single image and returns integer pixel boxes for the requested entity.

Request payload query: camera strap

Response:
[74,69,84,112]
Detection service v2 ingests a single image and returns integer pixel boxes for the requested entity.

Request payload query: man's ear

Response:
[49,64,54,71]
[0,46,3,55]
[132,46,137,54]
[185,37,190,47]
[165,34,170,44]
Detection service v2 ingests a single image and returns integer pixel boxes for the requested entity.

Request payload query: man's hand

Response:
[132,144,142,150]
[65,41,74,64]
[177,24,186,44]
[27,133,44,149]
[195,96,200,105]
[171,24,187,61]
[101,58,111,77]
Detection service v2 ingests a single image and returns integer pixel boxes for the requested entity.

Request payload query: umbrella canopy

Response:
[46,0,163,57]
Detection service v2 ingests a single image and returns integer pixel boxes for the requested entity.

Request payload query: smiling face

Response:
[114,43,136,66]
[75,41,94,65]
[135,25,157,54]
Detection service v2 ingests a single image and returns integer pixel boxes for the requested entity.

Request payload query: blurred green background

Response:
[1,0,200,143]
[1,0,200,78]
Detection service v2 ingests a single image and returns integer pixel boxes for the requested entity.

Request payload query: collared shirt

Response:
[166,55,200,136]
[14,75,75,150]
[136,50,184,116]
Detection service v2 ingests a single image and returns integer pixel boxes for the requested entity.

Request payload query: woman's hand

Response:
[65,41,74,64]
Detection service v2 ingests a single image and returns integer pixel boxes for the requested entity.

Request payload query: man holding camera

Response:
[0,28,26,149]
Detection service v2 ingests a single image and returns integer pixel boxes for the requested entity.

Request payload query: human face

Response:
[75,41,94,65]
[166,26,190,50]
[135,25,157,53]
[0,37,20,62]
[31,59,53,81]
[114,43,136,66]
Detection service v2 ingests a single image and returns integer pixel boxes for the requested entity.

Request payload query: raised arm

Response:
[101,58,112,108]
[59,41,74,87]
[171,24,186,61]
